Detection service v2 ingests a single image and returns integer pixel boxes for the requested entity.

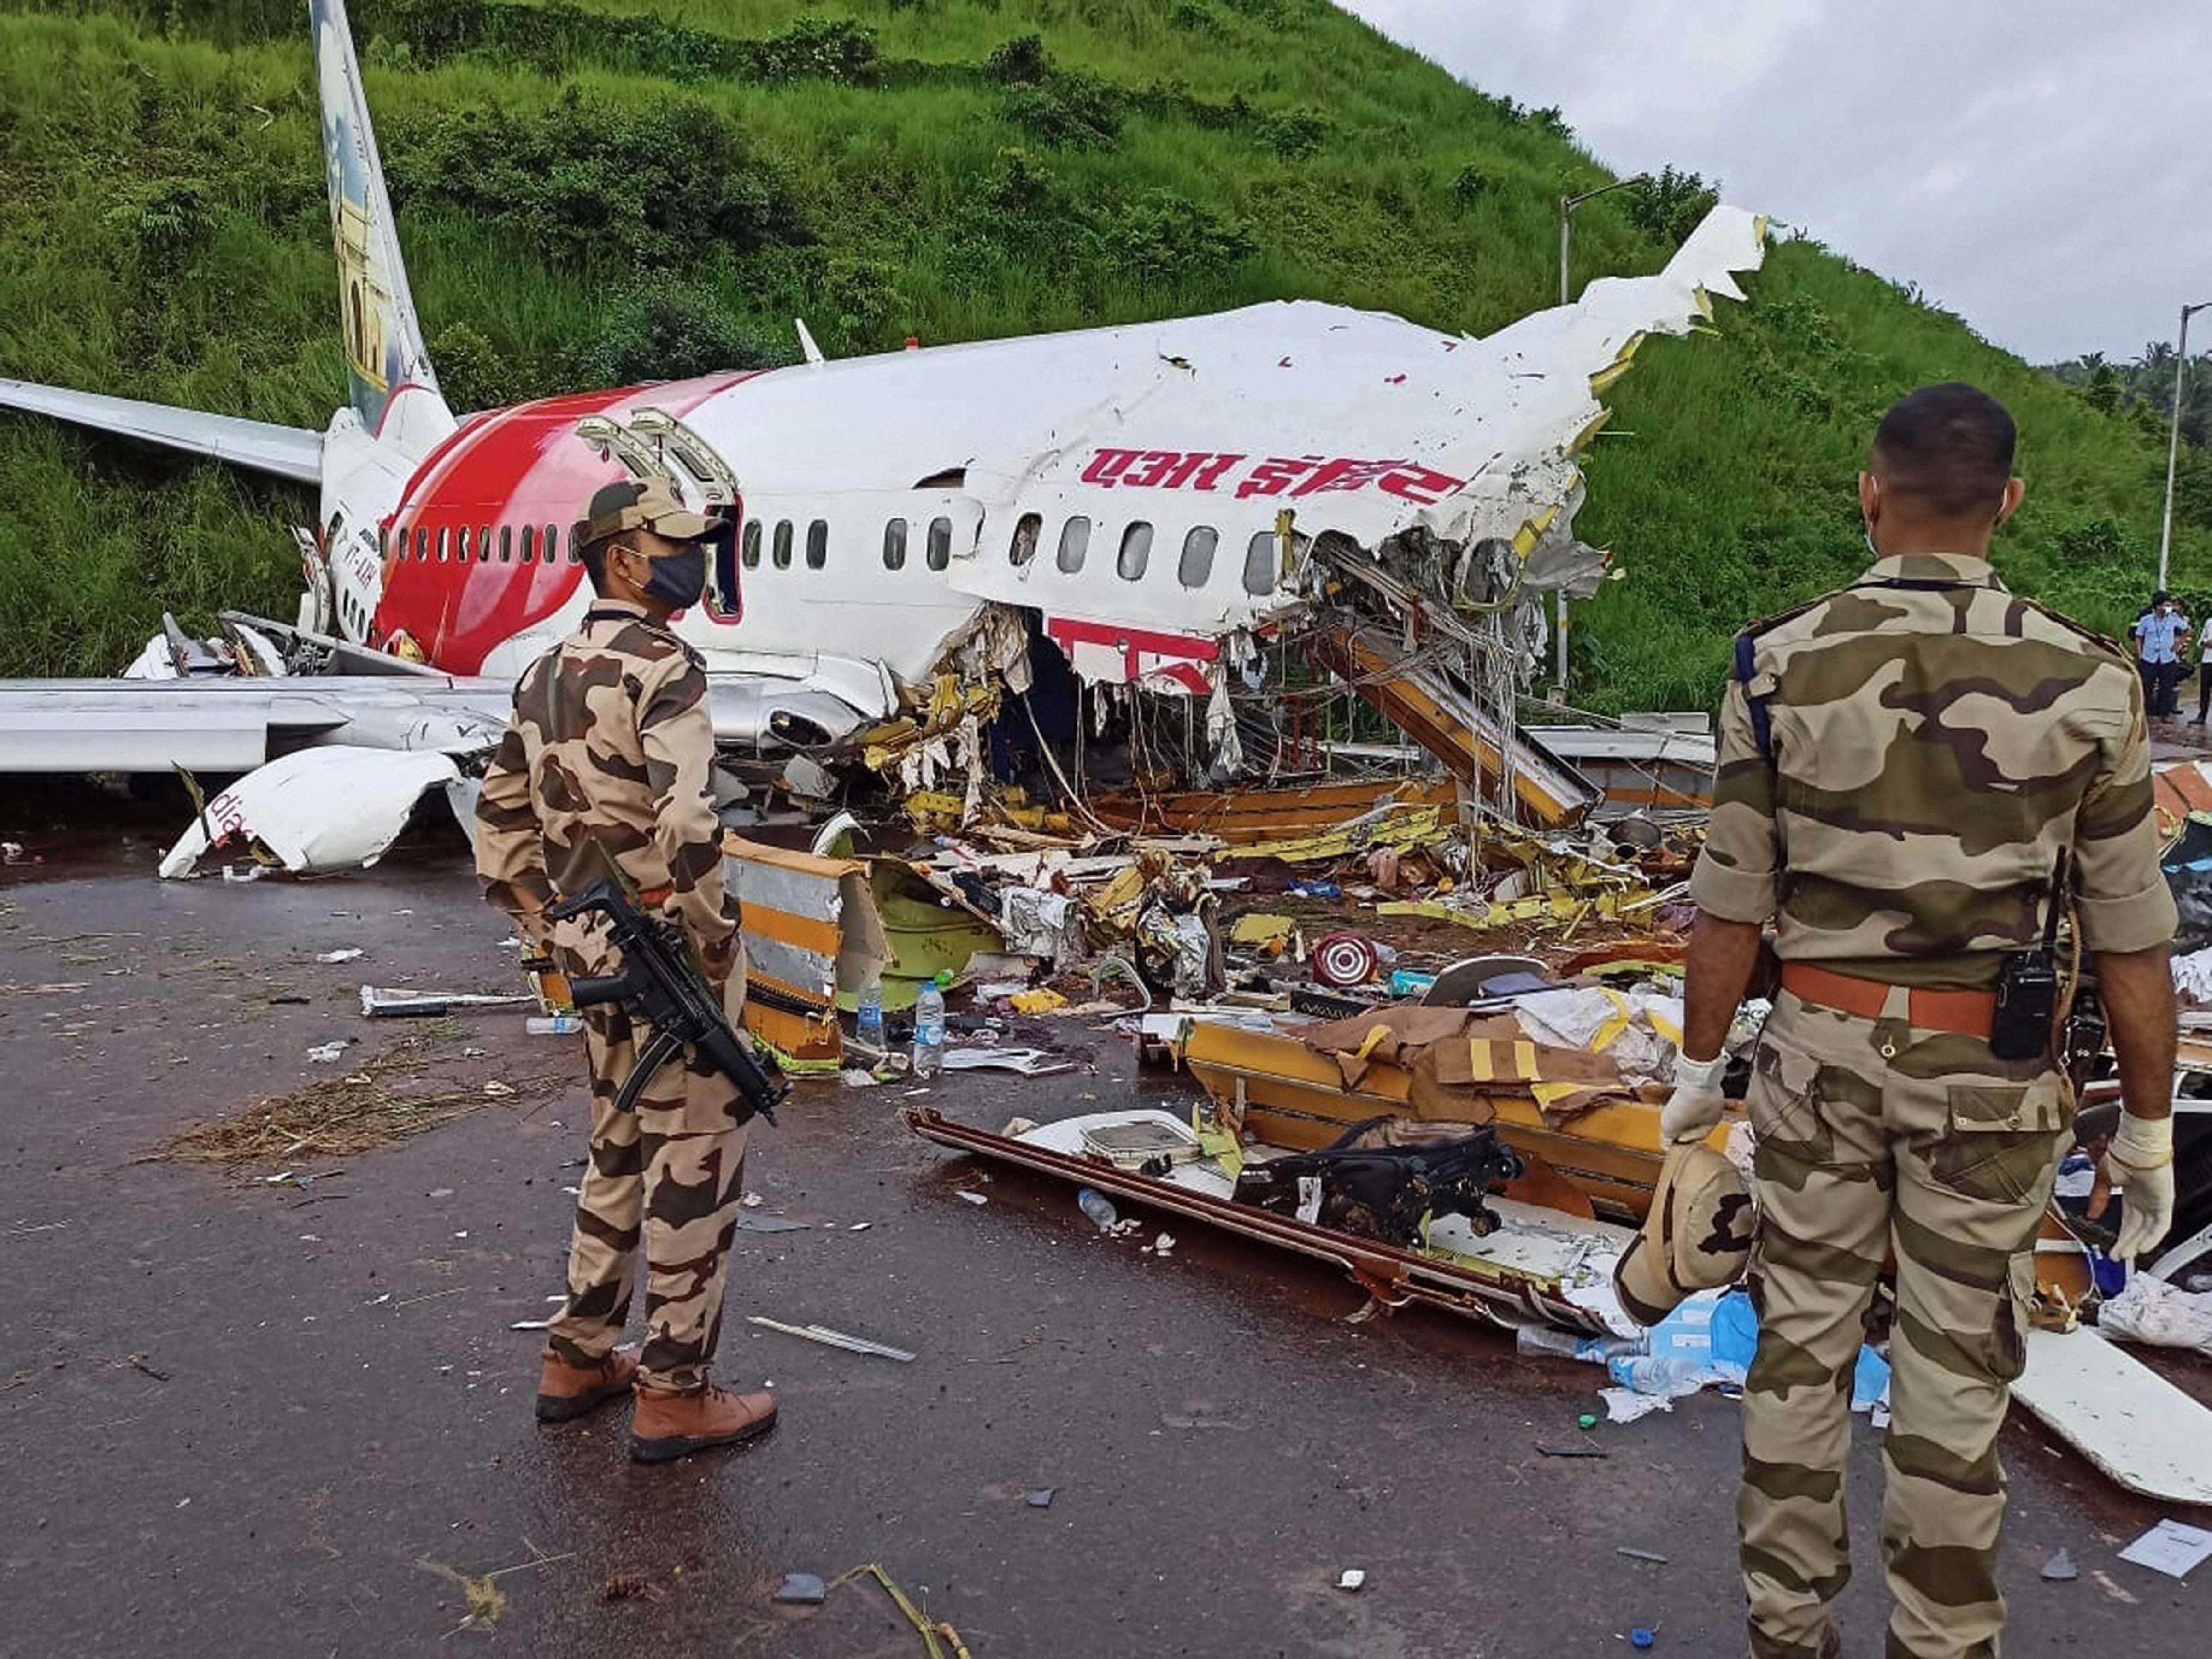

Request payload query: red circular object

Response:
[1312,931,1382,988]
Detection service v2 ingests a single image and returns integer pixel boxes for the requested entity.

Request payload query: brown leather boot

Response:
[534,1345,639,1423]
[629,1384,778,1463]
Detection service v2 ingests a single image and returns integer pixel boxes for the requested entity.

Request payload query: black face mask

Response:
[641,543,706,610]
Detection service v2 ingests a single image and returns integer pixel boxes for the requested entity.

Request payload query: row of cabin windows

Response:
[377,513,1274,595]
[739,518,831,571]
[381,523,576,565]
[1007,513,1273,594]
[740,516,958,574]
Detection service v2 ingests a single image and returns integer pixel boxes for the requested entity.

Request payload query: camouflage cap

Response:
[571,477,717,555]
[1612,1141,1756,1326]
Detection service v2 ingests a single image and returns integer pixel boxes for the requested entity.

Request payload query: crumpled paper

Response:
[2099,1271,2212,1359]
[1000,887,1083,970]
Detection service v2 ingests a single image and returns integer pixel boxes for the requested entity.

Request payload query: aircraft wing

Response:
[0,672,871,775]
[0,678,510,773]
[0,378,324,485]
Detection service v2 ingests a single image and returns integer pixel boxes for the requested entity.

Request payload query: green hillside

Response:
[1,0,2201,705]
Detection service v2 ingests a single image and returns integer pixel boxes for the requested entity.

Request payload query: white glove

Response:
[2107,1112,2177,1265]
[1660,1051,1728,1144]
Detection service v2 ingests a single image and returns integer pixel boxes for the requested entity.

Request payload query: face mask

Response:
[641,543,706,610]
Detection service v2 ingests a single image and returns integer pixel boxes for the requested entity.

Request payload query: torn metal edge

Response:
[900,1105,1612,1333]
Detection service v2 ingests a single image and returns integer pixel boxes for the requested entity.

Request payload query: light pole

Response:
[1559,175,1649,305]
[2158,300,2211,591]
[1553,174,1649,690]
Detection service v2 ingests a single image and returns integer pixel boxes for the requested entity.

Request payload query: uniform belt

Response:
[1779,963,1996,1039]
[551,883,673,910]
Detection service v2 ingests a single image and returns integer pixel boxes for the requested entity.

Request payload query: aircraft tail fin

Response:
[312,0,442,435]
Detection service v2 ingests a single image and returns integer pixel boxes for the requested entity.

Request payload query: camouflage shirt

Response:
[475,600,738,977]
[1691,552,2177,988]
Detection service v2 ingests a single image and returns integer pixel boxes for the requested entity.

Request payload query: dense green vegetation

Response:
[1,0,2204,704]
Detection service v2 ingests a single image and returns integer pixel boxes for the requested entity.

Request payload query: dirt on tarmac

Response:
[0,831,2207,1657]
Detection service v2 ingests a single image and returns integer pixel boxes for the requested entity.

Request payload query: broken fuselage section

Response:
[419,206,1768,819]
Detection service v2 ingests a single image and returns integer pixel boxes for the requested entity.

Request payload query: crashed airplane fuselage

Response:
[379,217,1766,707]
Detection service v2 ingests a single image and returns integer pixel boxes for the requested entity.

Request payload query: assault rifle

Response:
[544,878,785,1126]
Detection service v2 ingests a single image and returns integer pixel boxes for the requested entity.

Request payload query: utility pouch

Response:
[2059,982,2107,1094]
[1989,853,2069,1062]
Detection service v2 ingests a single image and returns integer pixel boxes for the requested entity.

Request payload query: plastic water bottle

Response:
[1078,1188,1118,1232]
[1606,1353,1716,1399]
[912,971,949,1078]
[526,1014,584,1036]
[1515,1326,1639,1365]
[855,976,884,1050]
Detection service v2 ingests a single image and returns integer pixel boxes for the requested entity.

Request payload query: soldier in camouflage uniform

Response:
[476,477,778,1463]
[1668,384,2178,1657]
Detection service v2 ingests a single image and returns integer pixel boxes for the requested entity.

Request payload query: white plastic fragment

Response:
[1600,1387,1675,1425]
[305,1042,346,1064]
[159,746,464,879]
[1336,1569,1366,1592]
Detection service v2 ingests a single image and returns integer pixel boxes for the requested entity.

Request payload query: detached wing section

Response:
[0,378,323,485]
[0,678,508,774]
[0,671,873,775]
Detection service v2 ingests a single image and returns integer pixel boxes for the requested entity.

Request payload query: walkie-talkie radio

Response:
[1989,853,2069,1062]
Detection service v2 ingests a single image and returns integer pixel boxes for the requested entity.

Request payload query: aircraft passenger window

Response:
[1178,526,1218,588]
[742,520,762,568]
[773,520,793,570]
[926,516,952,571]
[541,524,560,563]
[1057,516,1091,574]
[1118,522,1153,581]
[883,518,908,571]
[437,527,450,563]
[1243,530,1276,595]
[479,524,492,562]
[1010,512,1041,568]
[520,524,535,564]
[806,519,828,570]
[376,525,388,562]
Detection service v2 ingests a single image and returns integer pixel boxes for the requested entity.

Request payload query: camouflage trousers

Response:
[1741,989,2070,1659]
[545,945,753,1394]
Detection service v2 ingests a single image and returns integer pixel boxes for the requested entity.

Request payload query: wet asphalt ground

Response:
[1,830,2207,1657]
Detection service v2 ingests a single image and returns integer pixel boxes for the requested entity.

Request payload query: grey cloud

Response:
[1343,0,2212,361]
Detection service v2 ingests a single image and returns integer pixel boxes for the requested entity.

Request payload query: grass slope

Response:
[0,0,2200,700]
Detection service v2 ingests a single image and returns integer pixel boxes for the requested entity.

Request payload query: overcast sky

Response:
[1341,0,2211,365]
